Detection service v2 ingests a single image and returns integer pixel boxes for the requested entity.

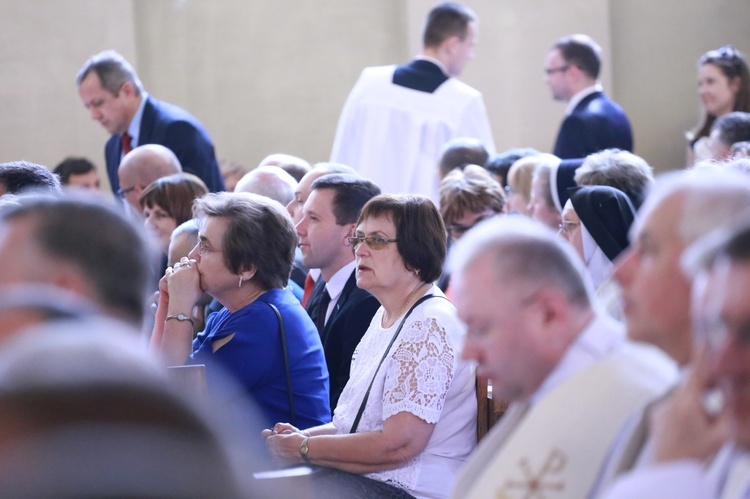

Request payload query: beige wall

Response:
[611,0,750,170]
[1,0,749,191]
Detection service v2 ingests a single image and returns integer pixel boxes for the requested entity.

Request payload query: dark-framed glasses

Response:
[448,212,497,239]
[116,185,137,198]
[347,235,398,250]
[544,65,569,76]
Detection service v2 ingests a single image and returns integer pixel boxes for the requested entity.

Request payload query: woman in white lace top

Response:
[264,194,477,499]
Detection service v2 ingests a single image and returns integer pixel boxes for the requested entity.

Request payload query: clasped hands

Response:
[262,422,310,467]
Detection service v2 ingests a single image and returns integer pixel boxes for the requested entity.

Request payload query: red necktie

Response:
[301,272,315,307]
[121,133,133,154]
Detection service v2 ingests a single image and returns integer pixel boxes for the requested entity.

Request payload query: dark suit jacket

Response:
[105,95,225,193]
[306,271,380,411]
[553,91,633,159]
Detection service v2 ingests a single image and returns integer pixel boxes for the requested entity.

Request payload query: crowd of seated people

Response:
[4,5,750,496]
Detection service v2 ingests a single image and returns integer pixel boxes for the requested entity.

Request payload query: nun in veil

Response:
[559,185,636,320]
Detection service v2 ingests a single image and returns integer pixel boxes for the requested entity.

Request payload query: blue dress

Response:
[191,288,331,429]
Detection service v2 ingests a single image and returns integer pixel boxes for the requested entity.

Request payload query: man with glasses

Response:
[545,34,633,159]
[448,217,676,499]
[117,144,182,217]
[77,50,224,195]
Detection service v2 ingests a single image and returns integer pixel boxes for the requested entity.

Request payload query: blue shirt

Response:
[191,288,331,429]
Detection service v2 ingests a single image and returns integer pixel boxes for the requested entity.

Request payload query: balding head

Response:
[258,154,311,183]
[118,145,182,213]
[286,162,357,224]
[234,166,298,206]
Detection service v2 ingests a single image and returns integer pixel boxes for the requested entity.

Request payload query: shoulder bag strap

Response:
[266,302,296,427]
[349,294,447,434]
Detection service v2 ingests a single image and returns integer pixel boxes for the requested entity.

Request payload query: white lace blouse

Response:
[332,285,477,499]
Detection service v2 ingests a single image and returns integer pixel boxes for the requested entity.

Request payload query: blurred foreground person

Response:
[0,317,267,498]
[0,194,153,328]
[0,161,61,196]
[605,221,750,498]
[449,217,677,499]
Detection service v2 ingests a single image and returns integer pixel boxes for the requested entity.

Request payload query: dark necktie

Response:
[121,133,133,154]
[316,288,331,335]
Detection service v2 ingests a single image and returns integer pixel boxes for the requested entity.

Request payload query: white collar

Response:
[565,84,603,116]
[530,313,625,405]
[324,260,356,303]
[126,92,149,145]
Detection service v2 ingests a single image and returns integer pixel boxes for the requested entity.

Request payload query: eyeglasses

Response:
[347,235,398,250]
[116,185,137,198]
[558,220,581,234]
[448,213,496,239]
[544,65,570,76]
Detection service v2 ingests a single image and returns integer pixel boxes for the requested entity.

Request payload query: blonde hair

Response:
[507,153,558,206]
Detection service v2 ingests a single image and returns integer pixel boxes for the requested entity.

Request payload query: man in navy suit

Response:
[297,174,381,411]
[77,50,224,195]
[545,35,633,159]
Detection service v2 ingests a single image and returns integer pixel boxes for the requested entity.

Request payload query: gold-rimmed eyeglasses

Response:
[347,235,398,250]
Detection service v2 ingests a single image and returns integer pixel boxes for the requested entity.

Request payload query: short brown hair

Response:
[553,34,601,80]
[423,2,476,48]
[358,194,446,283]
[440,165,505,226]
[193,192,296,290]
[139,173,208,226]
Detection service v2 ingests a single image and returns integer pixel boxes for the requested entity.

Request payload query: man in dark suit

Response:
[545,35,633,159]
[296,174,381,411]
[77,50,224,195]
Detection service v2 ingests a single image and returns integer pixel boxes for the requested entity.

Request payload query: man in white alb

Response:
[330,2,495,204]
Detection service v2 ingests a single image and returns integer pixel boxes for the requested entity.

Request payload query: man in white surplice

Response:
[447,217,678,499]
[330,2,495,204]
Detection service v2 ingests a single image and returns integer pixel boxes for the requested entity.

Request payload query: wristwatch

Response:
[299,436,311,463]
[165,313,195,326]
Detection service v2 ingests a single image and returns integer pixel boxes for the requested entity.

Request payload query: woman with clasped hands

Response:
[264,195,477,499]
[150,192,331,430]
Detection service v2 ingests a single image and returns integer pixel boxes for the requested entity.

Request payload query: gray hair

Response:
[76,50,143,96]
[575,149,654,207]
[635,169,750,247]
[449,216,593,306]
[233,166,298,206]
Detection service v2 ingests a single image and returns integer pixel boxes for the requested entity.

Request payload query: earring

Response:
[238,275,243,288]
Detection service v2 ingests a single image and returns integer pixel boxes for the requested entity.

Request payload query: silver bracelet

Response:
[165,313,194,326]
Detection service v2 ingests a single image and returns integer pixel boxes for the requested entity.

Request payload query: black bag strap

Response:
[266,302,296,427]
[349,294,446,434]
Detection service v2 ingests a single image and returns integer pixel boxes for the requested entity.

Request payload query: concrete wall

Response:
[1,0,749,193]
